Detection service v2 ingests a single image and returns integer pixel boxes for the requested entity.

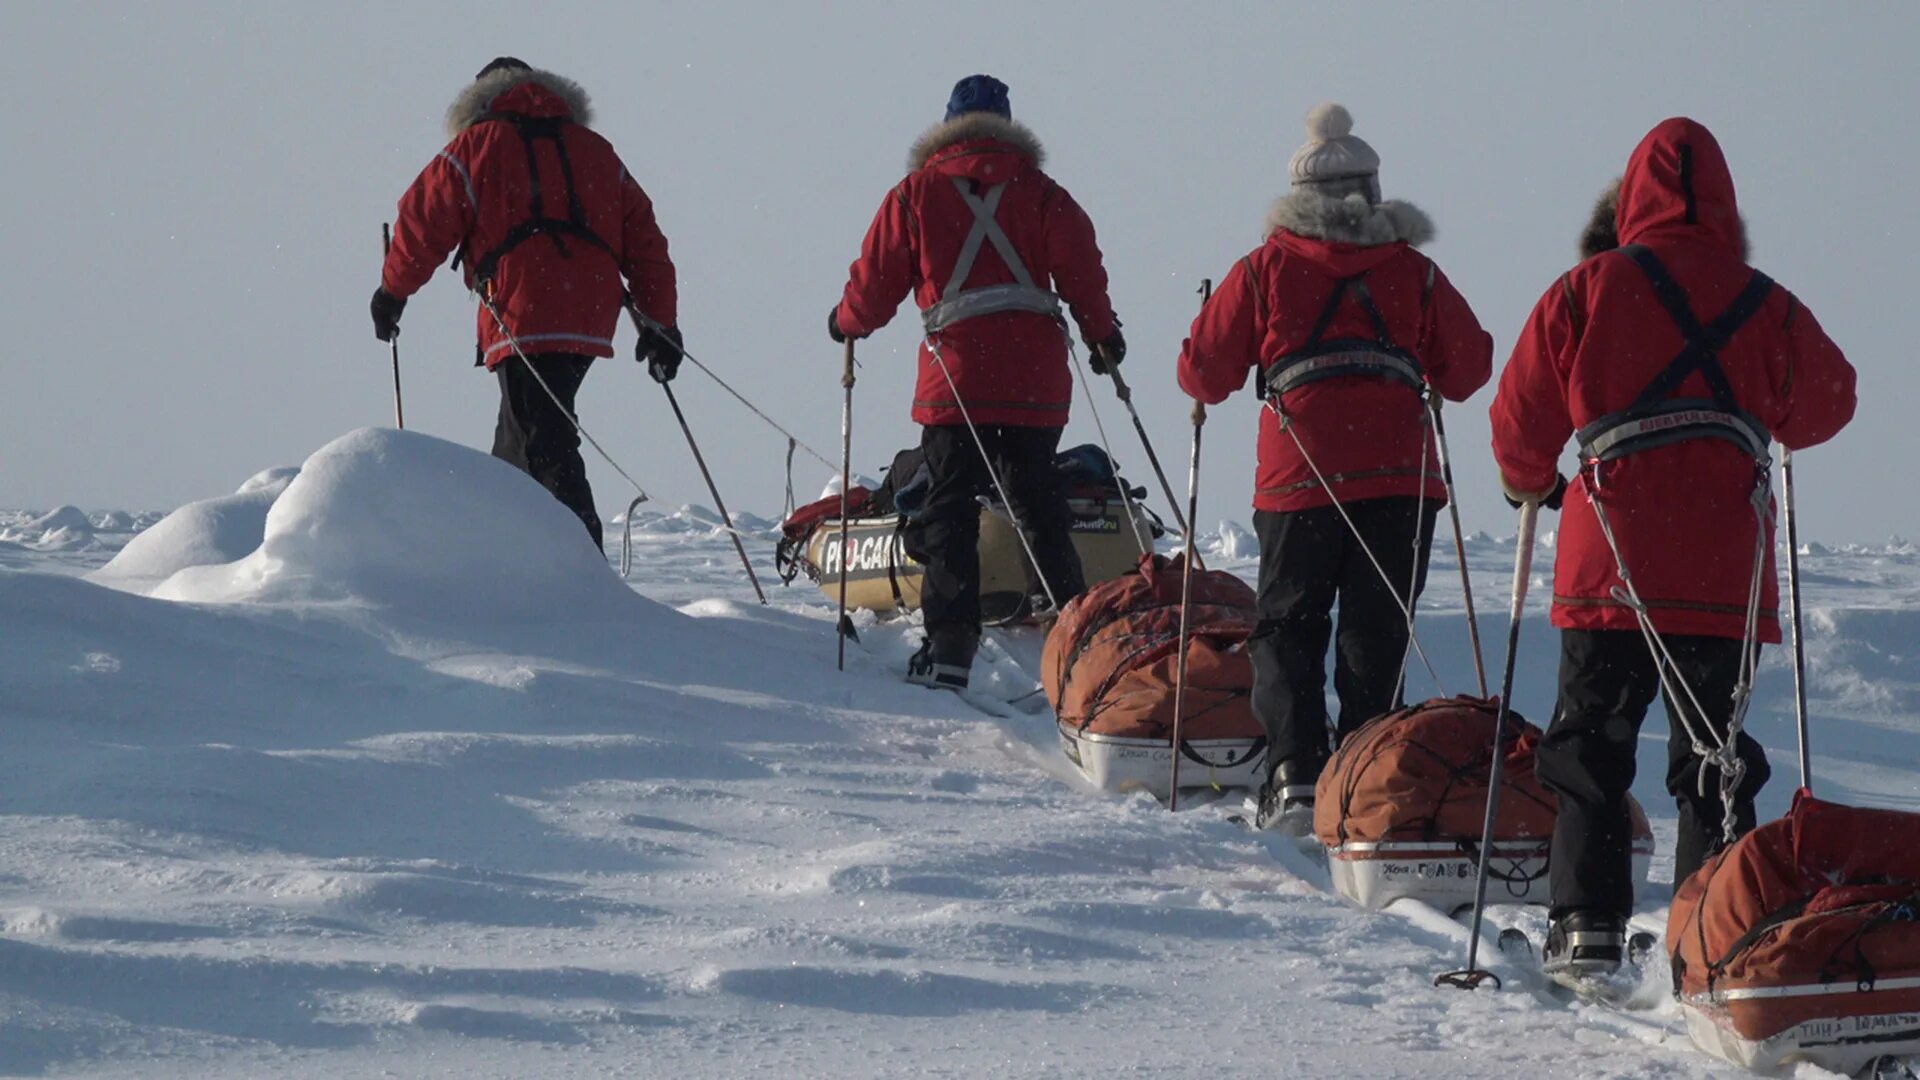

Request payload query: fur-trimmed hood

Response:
[907,112,1045,172]
[1265,189,1434,248]
[445,66,593,138]
[1578,174,1749,261]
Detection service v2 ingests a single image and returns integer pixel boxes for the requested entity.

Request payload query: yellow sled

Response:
[796,496,1155,623]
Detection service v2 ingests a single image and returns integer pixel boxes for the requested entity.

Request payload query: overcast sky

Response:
[4,2,1915,543]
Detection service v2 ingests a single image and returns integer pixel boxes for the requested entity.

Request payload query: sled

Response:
[1671,793,1920,1075]
[1316,697,1654,912]
[1044,553,1266,800]
[776,445,1159,624]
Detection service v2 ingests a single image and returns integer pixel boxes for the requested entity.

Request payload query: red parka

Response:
[1491,118,1857,640]
[1178,193,1493,512]
[834,114,1118,428]
[380,68,676,370]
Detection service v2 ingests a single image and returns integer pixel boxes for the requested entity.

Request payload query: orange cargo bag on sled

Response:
[1671,793,1920,1075]
[1043,553,1266,800]
[1315,697,1654,912]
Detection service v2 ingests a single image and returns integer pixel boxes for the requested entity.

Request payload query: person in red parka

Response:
[1178,103,1493,832]
[373,57,680,549]
[1491,117,1856,976]
[830,74,1122,691]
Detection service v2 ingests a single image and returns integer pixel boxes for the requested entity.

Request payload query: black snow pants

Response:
[901,424,1086,662]
[1250,496,1439,780]
[1537,628,1771,918]
[492,352,602,549]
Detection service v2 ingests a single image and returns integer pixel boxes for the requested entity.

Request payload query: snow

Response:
[92,467,298,592]
[4,429,1919,1077]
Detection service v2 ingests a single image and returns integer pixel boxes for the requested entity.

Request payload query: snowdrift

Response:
[92,467,298,590]
[131,428,645,623]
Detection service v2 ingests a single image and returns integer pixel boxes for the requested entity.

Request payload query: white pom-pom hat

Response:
[1287,102,1381,190]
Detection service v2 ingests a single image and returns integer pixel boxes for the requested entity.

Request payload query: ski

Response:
[1542,930,1662,1009]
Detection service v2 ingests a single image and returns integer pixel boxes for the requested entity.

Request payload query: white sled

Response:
[1325,835,1655,913]
[1680,982,1920,1076]
[1056,720,1265,801]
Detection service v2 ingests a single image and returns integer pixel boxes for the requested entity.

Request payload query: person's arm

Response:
[1768,292,1858,452]
[1490,277,1578,495]
[834,182,919,338]
[619,169,677,327]
[382,140,480,299]
[1176,257,1261,405]
[1418,261,1494,403]
[1041,182,1118,345]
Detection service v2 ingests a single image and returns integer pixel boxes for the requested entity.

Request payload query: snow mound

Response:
[93,467,299,592]
[27,505,93,534]
[148,428,645,623]
[1209,520,1258,561]
[92,510,136,531]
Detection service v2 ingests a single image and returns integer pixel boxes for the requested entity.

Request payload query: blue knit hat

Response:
[944,75,1011,122]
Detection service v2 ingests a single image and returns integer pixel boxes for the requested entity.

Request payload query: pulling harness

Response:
[920,177,1065,334]
[1259,271,1428,403]
[1576,243,1778,846]
[457,110,617,289]
[1255,263,1448,698]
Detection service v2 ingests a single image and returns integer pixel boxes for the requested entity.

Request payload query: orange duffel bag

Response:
[1043,553,1266,800]
[1671,792,1920,1074]
[1315,697,1653,912]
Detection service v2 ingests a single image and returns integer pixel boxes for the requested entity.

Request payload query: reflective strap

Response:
[1263,344,1426,399]
[438,151,478,211]
[1713,973,1920,1001]
[1577,398,1772,463]
[922,178,1062,333]
[922,283,1063,333]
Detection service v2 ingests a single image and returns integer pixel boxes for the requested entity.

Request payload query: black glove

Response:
[638,324,685,384]
[1087,329,1126,375]
[828,307,847,345]
[371,288,406,343]
[1503,472,1568,511]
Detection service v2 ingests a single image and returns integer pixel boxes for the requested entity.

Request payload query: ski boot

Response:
[1543,909,1626,979]
[906,627,976,692]
[1251,759,1318,836]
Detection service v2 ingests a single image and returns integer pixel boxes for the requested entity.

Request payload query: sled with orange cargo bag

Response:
[1669,792,1920,1075]
[1042,552,1266,800]
[1315,696,1654,912]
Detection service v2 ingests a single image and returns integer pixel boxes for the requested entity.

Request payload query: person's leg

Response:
[1663,635,1772,885]
[1329,497,1438,743]
[1537,629,1660,919]
[993,425,1086,610]
[900,425,989,674]
[494,353,602,548]
[1249,506,1344,786]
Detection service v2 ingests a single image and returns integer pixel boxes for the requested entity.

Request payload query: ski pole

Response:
[837,338,857,670]
[1781,448,1812,792]
[1107,364,1193,545]
[662,381,767,605]
[1436,498,1539,991]
[618,304,765,603]
[1168,278,1212,811]
[381,223,405,429]
[1429,397,1487,697]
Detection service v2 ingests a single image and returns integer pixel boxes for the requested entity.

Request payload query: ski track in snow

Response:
[3,439,1916,1078]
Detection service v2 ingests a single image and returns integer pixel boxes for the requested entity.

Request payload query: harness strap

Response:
[1261,271,1427,401]
[1575,245,1775,463]
[922,177,1062,333]
[463,111,617,286]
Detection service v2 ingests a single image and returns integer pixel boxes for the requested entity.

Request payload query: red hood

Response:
[485,82,576,121]
[1271,230,1408,276]
[1616,117,1742,254]
[926,139,1034,183]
